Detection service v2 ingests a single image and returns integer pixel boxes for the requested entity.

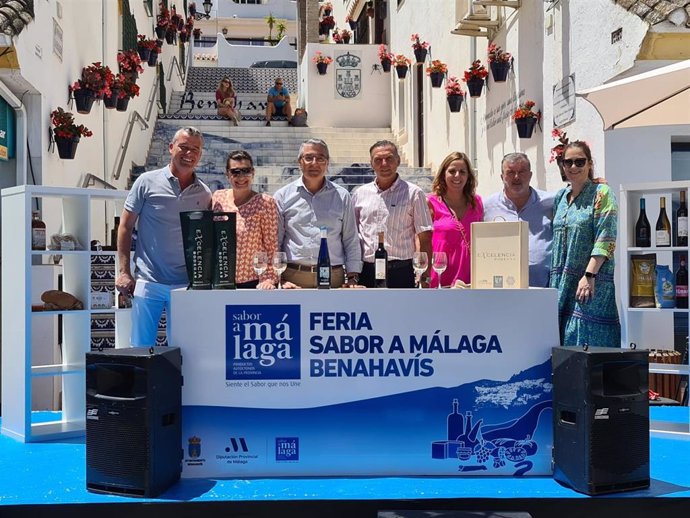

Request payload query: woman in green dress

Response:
[550,141,620,347]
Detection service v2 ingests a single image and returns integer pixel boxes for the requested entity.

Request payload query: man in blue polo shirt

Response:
[265,77,292,126]
[483,152,555,288]
[115,127,212,345]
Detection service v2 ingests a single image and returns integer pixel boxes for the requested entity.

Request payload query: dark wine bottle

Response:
[374,231,388,288]
[656,197,671,247]
[635,198,651,247]
[317,226,331,289]
[676,255,688,308]
[677,191,688,247]
[447,398,463,441]
[31,211,46,251]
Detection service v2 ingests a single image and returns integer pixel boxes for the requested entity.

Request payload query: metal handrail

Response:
[113,111,149,181]
[168,55,185,83]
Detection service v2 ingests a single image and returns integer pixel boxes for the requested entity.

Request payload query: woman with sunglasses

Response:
[215,77,239,126]
[550,141,620,347]
[212,151,278,289]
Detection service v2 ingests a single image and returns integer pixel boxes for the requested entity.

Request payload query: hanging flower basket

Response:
[490,61,511,82]
[447,94,464,113]
[316,62,329,75]
[515,117,537,138]
[411,33,429,63]
[429,72,444,88]
[381,58,391,73]
[395,66,408,79]
[348,20,357,30]
[137,46,151,61]
[466,78,485,98]
[73,88,96,114]
[155,25,167,39]
[413,48,427,64]
[55,136,80,160]
[148,49,159,67]
[312,51,333,76]
[116,96,130,112]
[378,45,393,73]
[103,89,120,109]
[165,28,176,44]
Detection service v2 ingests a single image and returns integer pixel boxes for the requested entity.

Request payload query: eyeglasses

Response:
[228,167,253,176]
[275,82,283,86]
[301,155,328,164]
[562,158,588,168]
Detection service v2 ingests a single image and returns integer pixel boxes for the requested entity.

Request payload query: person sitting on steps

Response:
[216,77,239,126]
[265,77,292,126]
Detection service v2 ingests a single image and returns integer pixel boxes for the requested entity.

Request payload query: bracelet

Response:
[347,274,359,283]
[584,271,597,279]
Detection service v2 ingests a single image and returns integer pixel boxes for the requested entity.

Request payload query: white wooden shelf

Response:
[620,181,690,438]
[1,185,131,443]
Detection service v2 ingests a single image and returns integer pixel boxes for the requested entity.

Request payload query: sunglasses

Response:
[228,167,253,176]
[562,158,588,168]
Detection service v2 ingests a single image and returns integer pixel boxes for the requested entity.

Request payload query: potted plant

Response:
[50,107,93,159]
[147,43,161,67]
[410,33,429,63]
[445,76,465,113]
[70,62,114,113]
[188,2,196,17]
[312,51,333,75]
[463,59,488,98]
[512,100,541,138]
[137,34,157,61]
[487,43,512,83]
[550,128,570,180]
[338,28,352,44]
[393,54,411,79]
[332,29,342,43]
[115,76,141,112]
[155,3,169,39]
[193,27,202,39]
[320,1,333,16]
[117,49,143,82]
[319,15,335,35]
[426,59,447,88]
[378,44,393,72]
[345,15,357,31]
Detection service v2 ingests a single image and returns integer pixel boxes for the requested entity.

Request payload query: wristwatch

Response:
[584,271,597,279]
[347,274,359,284]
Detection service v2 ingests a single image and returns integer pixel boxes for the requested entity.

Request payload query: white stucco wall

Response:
[215,35,297,66]
[303,43,391,128]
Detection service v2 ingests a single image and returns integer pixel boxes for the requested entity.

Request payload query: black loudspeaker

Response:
[86,346,182,497]
[552,346,649,495]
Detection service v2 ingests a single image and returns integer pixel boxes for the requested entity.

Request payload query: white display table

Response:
[170,288,559,478]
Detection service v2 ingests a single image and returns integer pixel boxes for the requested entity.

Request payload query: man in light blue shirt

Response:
[273,139,362,288]
[483,153,554,287]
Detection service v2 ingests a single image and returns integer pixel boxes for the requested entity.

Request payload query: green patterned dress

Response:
[550,181,620,347]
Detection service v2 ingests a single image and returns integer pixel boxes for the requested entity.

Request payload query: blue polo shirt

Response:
[268,86,289,108]
[483,187,555,288]
[124,165,212,285]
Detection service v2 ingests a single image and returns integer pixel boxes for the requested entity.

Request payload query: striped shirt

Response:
[352,176,433,262]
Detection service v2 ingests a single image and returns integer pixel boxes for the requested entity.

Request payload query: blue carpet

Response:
[0,407,689,505]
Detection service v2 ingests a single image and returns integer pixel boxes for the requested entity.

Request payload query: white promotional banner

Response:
[170,288,559,478]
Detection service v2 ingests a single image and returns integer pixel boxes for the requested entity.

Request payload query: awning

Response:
[576,59,690,130]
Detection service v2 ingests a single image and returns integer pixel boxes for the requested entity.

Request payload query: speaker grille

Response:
[86,404,149,480]
[590,409,649,474]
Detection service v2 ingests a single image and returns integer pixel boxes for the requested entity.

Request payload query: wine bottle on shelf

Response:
[635,198,651,248]
[31,211,46,251]
[656,196,671,247]
[677,191,688,247]
[317,226,331,289]
[676,255,688,309]
[374,231,388,288]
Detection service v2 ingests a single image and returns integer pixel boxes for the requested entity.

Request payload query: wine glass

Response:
[252,251,268,279]
[432,251,448,289]
[272,251,287,289]
[412,251,428,289]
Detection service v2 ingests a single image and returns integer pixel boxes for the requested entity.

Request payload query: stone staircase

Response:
[142,66,432,194]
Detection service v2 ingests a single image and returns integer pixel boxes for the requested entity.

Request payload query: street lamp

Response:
[194,0,213,20]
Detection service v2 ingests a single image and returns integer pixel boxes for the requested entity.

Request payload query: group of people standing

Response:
[115,126,621,350]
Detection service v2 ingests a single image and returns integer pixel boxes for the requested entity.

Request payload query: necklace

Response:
[441,195,467,222]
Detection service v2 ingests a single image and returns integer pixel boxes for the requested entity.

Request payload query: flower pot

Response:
[165,29,175,45]
[316,62,328,75]
[395,65,408,79]
[490,61,510,83]
[73,88,95,114]
[336,40,343,44]
[466,78,484,98]
[103,89,120,109]
[155,26,166,39]
[121,70,138,82]
[180,33,188,43]
[447,94,463,113]
[323,8,332,16]
[343,35,351,44]
[137,46,151,61]
[515,117,537,138]
[148,52,159,67]
[116,96,130,112]
[55,136,80,159]
[430,71,444,88]
[348,21,357,30]
[381,58,391,72]
[414,48,427,64]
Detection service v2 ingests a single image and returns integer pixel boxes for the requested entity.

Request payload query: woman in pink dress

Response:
[427,151,483,287]
[212,150,278,289]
